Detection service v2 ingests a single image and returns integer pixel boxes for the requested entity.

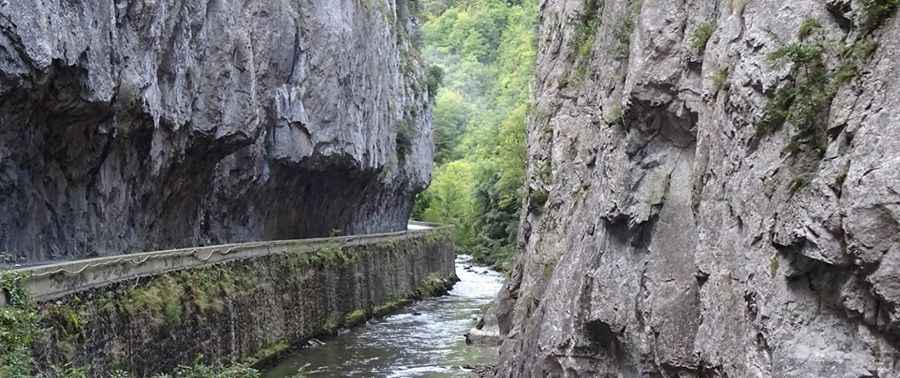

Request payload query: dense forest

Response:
[414,0,537,269]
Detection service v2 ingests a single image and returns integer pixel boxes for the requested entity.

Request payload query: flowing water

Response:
[264,255,503,378]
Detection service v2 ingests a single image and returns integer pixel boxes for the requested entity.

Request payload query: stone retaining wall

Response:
[1,226,456,376]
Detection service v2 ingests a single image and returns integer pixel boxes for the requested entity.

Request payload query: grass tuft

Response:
[860,0,899,34]
[798,18,822,40]
[690,22,715,52]
[711,66,731,93]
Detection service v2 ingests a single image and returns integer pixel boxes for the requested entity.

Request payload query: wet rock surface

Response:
[0,0,433,262]
[466,302,501,347]
[497,0,900,376]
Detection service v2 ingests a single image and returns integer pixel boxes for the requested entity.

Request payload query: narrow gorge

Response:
[3,0,900,377]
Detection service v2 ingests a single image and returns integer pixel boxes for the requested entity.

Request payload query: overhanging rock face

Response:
[12,227,456,375]
[0,1,433,262]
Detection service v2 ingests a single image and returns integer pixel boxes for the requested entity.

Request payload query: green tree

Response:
[416,0,537,268]
[432,89,472,164]
[419,161,479,248]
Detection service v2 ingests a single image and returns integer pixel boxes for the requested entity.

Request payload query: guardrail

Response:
[1,221,457,376]
[1,222,447,306]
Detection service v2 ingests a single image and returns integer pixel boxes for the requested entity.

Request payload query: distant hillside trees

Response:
[415,0,536,269]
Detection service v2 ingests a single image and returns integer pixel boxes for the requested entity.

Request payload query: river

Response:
[264,255,503,378]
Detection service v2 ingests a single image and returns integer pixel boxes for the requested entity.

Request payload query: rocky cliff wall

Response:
[0,0,433,262]
[498,0,900,376]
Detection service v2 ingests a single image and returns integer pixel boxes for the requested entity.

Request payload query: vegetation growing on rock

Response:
[711,65,731,93]
[690,22,715,52]
[860,0,900,33]
[612,0,642,60]
[571,0,604,83]
[756,4,896,159]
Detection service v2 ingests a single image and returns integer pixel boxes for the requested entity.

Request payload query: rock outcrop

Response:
[467,302,502,347]
[0,1,433,262]
[497,0,900,376]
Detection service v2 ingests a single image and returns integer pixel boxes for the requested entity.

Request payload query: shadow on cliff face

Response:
[0,87,417,261]
[0,0,433,263]
[0,60,256,261]
[261,160,416,239]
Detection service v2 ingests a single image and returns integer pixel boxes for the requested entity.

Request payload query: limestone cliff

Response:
[497,0,900,376]
[0,1,433,262]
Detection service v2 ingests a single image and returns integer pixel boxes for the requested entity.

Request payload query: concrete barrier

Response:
[1,225,456,376]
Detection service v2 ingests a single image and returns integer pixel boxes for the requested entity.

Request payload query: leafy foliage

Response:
[160,359,261,378]
[432,90,472,164]
[860,0,899,33]
[690,22,715,52]
[756,12,890,157]
[418,160,479,247]
[415,0,536,268]
[0,272,39,378]
[756,37,830,156]
[426,64,445,96]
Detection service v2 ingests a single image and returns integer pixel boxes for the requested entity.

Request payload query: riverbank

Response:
[264,255,503,377]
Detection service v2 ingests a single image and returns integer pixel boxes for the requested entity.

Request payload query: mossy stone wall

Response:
[11,229,455,376]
